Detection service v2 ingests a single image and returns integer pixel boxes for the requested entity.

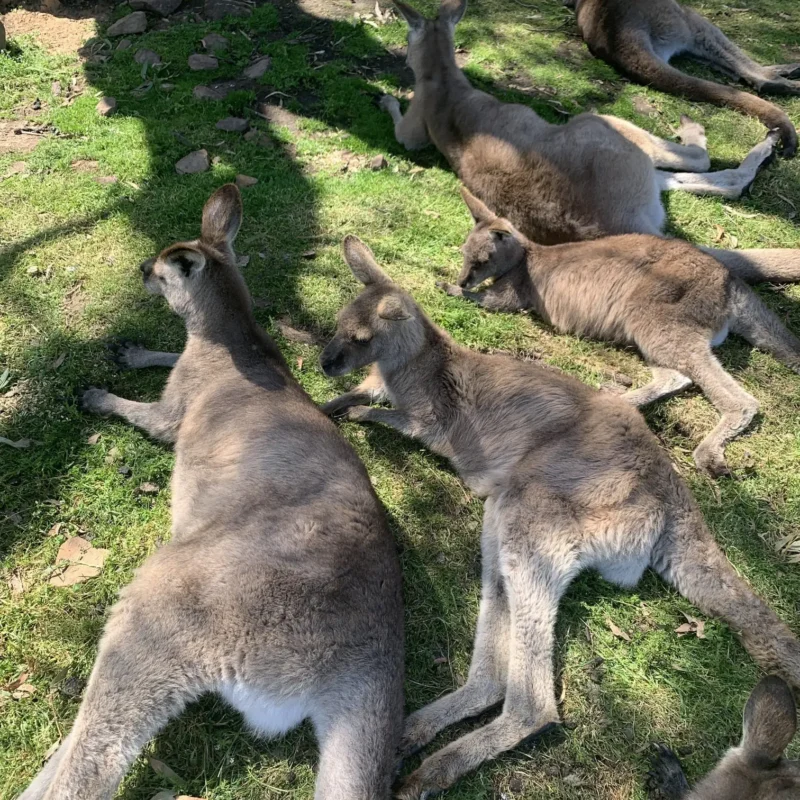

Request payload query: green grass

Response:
[1,0,800,798]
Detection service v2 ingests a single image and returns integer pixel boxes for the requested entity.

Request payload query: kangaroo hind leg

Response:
[18,591,203,800]
[652,507,800,689]
[657,130,779,199]
[399,505,511,759]
[728,279,800,373]
[397,492,578,800]
[623,367,693,408]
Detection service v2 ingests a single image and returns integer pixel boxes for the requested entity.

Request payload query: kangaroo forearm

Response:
[105,396,180,441]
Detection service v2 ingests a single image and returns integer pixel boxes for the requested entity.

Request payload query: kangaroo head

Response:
[320,236,425,378]
[394,0,467,77]
[141,184,249,324]
[653,677,800,800]
[458,187,527,289]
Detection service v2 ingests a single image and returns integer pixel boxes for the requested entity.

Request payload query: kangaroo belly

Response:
[219,681,312,737]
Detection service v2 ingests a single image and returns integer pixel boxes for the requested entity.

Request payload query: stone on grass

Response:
[134,48,162,66]
[193,85,224,101]
[204,0,252,20]
[243,129,273,148]
[235,174,258,188]
[242,56,271,79]
[96,97,117,117]
[116,38,133,51]
[160,83,175,91]
[201,33,228,51]
[188,53,218,70]
[175,149,209,174]
[216,116,249,132]
[370,154,388,170]
[51,81,62,97]
[129,0,181,15]
[106,12,147,36]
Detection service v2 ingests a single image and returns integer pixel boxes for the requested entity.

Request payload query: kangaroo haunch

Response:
[320,235,800,800]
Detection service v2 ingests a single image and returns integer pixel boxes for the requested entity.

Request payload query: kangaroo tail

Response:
[653,503,800,688]
[610,40,798,157]
[702,247,800,284]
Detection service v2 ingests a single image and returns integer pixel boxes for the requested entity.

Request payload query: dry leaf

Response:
[0,436,31,449]
[47,522,63,538]
[713,224,725,243]
[432,656,448,665]
[7,573,25,595]
[728,234,738,249]
[87,432,101,445]
[6,672,30,691]
[49,536,109,587]
[137,482,160,494]
[606,618,631,642]
[148,757,185,785]
[11,682,36,700]
[675,613,705,639]
[51,352,66,370]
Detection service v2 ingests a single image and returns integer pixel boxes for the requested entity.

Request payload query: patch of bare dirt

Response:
[0,121,42,154]
[3,6,105,54]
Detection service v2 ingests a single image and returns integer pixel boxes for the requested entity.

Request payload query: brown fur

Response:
[18,187,404,800]
[571,0,800,156]
[444,188,800,476]
[647,676,800,799]
[320,236,800,799]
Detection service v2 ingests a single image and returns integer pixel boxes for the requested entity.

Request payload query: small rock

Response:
[27,266,43,276]
[134,48,161,66]
[235,174,257,188]
[193,85,225,101]
[117,465,132,477]
[216,116,249,132]
[51,81,62,97]
[203,0,252,20]
[201,33,228,51]
[370,154,388,171]
[116,38,133,51]
[160,83,175,91]
[175,149,210,174]
[129,0,181,15]
[188,53,219,70]
[236,255,250,268]
[106,11,148,37]
[60,677,86,698]
[96,97,117,117]
[243,129,272,148]
[242,56,271,79]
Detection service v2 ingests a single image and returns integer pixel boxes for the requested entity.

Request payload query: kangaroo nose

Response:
[140,258,155,276]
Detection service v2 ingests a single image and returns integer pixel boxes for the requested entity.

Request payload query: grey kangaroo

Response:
[384,0,800,284]
[570,0,800,156]
[319,236,800,800]
[647,676,800,800]
[439,188,800,477]
[18,186,404,800]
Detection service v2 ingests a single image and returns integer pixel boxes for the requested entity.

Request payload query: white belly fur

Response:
[711,321,730,347]
[218,681,311,737]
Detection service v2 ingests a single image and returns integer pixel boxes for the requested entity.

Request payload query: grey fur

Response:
[19,187,404,800]
[647,676,800,800]
[320,236,800,799]
[445,187,800,477]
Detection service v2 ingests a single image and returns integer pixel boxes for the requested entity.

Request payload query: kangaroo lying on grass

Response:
[19,185,404,800]
[319,236,800,800]
[570,0,800,155]
[438,188,800,477]
[384,0,783,249]
[647,676,800,799]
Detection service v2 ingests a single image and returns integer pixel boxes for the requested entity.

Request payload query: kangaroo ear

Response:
[343,236,393,286]
[394,1,425,29]
[741,676,797,767]
[165,247,206,277]
[461,187,495,224]
[377,294,411,321]
[201,184,242,247]
[439,0,467,26]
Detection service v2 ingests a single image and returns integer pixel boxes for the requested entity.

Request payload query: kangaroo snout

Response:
[320,344,347,377]
[140,258,155,278]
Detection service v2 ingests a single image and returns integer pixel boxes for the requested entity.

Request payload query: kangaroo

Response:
[319,236,800,800]
[18,186,404,800]
[570,0,800,156]
[647,676,800,800]
[383,0,800,285]
[438,188,800,477]
[383,0,783,247]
